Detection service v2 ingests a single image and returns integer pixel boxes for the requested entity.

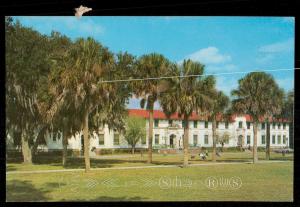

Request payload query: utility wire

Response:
[99,68,298,83]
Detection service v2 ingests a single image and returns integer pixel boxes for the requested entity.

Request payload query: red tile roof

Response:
[128,109,290,123]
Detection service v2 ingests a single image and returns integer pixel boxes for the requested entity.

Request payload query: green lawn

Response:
[6,151,293,172]
[6,161,293,201]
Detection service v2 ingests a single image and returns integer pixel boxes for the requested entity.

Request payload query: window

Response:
[225,137,229,144]
[272,123,276,129]
[261,135,266,144]
[204,135,209,144]
[141,135,146,145]
[239,121,243,128]
[182,120,186,128]
[205,121,208,128]
[154,119,159,127]
[193,135,198,146]
[53,133,57,142]
[194,121,197,128]
[57,133,61,140]
[277,135,281,144]
[114,134,119,145]
[272,135,276,144]
[99,134,104,145]
[278,123,281,129]
[216,122,219,129]
[247,135,250,144]
[155,134,159,144]
[283,135,286,144]
[225,122,229,129]
[247,122,250,129]
[283,123,286,129]
[169,120,173,126]
[261,123,265,130]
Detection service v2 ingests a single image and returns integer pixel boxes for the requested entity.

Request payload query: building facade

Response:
[7,109,290,155]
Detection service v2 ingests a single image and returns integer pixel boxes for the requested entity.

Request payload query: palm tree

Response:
[160,59,215,167]
[264,85,284,160]
[132,53,173,164]
[231,72,283,163]
[209,91,229,162]
[44,37,116,172]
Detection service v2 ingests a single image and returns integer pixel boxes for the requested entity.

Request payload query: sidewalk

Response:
[6,160,292,175]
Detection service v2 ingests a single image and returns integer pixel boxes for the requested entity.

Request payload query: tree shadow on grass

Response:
[6,165,17,172]
[6,180,47,202]
[60,195,148,201]
[6,180,67,202]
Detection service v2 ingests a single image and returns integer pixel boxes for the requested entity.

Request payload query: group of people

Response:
[199,149,221,160]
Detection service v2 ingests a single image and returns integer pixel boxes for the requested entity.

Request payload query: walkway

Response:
[6,160,292,175]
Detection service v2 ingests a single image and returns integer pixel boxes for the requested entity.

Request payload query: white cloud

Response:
[184,47,231,64]
[255,54,274,64]
[258,38,294,53]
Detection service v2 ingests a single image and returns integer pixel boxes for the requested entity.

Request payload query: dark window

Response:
[205,121,208,128]
[272,123,276,129]
[278,123,281,129]
[194,121,197,128]
[114,134,119,145]
[154,119,159,127]
[272,135,276,144]
[283,135,286,144]
[261,123,265,130]
[169,120,173,126]
[216,122,219,128]
[247,122,250,129]
[283,123,286,129]
[99,134,104,145]
[225,122,229,129]
[277,135,281,144]
[57,133,61,140]
[155,134,159,144]
[239,121,243,128]
[204,135,209,144]
[193,135,198,146]
[247,135,250,144]
[182,120,186,128]
[53,133,57,142]
[261,135,266,144]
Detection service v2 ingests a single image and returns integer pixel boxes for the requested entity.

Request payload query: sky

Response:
[14,16,295,109]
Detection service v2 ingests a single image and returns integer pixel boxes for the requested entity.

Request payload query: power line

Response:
[100,68,298,83]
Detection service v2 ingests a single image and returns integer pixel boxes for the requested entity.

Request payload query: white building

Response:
[34,109,290,155]
[7,109,289,155]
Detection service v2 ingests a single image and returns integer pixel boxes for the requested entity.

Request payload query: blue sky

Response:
[14,16,295,109]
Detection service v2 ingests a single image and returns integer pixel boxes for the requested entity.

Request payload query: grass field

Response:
[6,151,293,171]
[6,152,293,201]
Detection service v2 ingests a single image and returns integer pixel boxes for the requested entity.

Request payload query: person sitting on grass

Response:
[199,152,207,160]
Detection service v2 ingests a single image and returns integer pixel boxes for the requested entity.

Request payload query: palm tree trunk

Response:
[148,108,153,164]
[62,129,68,167]
[183,115,189,167]
[21,130,32,164]
[266,121,271,160]
[253,121,258,163]
[212,118,217,162]
[83,110,91,172]
[132,146,135,154]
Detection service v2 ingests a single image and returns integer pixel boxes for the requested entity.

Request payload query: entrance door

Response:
[170,135,176,148]
[238,135,243,147]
